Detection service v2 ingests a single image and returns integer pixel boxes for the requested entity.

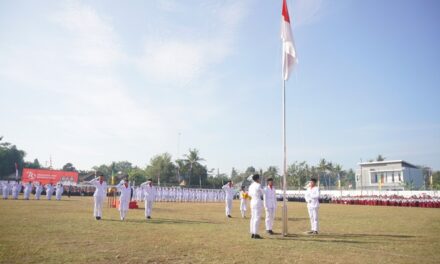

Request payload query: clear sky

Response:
[1,0,439,173]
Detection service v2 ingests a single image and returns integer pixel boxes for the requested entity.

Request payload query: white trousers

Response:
[46,192,52,200]
[240,200,247,218]
[307,206,319,232]
[225,199,232,216]
[24,190,31,199]
[265,207,276,231]
[12,191,19,199]
[250,204,262,234]
[56,192,62,200]
[120,209,127,220]
[94,196,104,217]
[145,200,154,217]
[35,192,41,200]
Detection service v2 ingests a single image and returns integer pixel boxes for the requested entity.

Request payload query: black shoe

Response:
[313,231,319,235]
[268,230,274,235]
[96,216,101,220]
[306,230,314,234]
[147,216,151,219]
[227,215,232,218]
[254,234,263,239]
[251,234,255,239]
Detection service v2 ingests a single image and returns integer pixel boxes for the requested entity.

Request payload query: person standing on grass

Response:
[263,178,277,235]
[89,174,107,220]
[45,182,54,200]
[305,178,320,235]
[23,181,33,200]
[116,179,131,221]
[55,182,64,201]
[34,182,43,200]
[141,179,156,220]
[239,186,248,218]
[248,174,264,239]
[222,180,235,218]
[11,181,22,200]
[1,181,11,199]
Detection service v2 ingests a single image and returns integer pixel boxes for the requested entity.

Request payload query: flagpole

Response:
[282,79,288,237]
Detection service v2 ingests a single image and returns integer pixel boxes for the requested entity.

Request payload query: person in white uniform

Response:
[263,178,277,235]
[23,181,33,200]
[304,178,320,234]
[89,174,107,220]
[1,181,10,199]
[239,186,248,218]
[11,181,22,199]
[116,180,131,221]
[222,180,235,218]
[55,182,64,201]
[248,174,264,239]
[34,182,43,200]
[45,183,54,200]
[141,179,156,220]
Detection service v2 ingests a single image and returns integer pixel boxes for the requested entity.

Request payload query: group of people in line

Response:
[0,181,64,201]
[133,186,226,203]
[332,195,440,208]
[87,173,321,239]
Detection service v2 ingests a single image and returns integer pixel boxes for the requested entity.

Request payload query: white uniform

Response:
[239,190,247,218]
[222,183,235,216]
[263,185,277,232]
[12,182,22,199]
[142,182,156,218]
[55,183,64,200]
[116,181,131,220]
[2,182,10,199]
[90,178,107,218]
[305,186,320,232]
[24,182,33,200]
[34,183,43,200]
[45,184,54,200]
[248,181,264,235]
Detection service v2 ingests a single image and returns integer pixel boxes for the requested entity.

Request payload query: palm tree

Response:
[184,148,205,187]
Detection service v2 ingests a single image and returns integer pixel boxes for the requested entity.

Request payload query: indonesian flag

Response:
[15,162,18,180]
[281,0,297,81]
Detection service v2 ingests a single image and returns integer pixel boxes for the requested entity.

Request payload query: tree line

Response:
[1,136,439,190]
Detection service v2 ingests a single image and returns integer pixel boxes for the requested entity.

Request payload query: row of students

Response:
[0,181,64,200]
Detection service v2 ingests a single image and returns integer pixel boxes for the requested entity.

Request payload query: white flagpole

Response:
[282,79,288,236]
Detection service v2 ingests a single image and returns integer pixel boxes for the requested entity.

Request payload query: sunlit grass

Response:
[0,196,439,263]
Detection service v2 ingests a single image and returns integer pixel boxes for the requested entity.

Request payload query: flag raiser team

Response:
[86,172,320,239]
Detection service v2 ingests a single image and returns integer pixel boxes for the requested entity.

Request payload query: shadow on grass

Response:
[266,232,416,244]
[101,217,218,225]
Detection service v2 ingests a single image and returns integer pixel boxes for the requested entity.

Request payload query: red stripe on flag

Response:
[282,0,290,23]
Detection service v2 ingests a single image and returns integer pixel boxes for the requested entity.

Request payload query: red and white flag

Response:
[15,162,18,180]
[281,0,297,81]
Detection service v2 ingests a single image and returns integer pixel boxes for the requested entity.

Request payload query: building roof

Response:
[358,160,419,169]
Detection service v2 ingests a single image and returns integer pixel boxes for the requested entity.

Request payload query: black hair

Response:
[267,178,274,182]
[310,178,317,183]
[252,174,260,181]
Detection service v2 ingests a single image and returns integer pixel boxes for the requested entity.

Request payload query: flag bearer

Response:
[305,178,320,234]
[222,180,235,218]
[248,174,264,239]
[239,186,248,218]
[263,178,277,235]
[90,174,107,220]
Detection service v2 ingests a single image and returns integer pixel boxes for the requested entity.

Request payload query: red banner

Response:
[22,168,78,185]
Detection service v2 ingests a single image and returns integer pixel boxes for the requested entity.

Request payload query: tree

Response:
[183,149,205,187]
[24,159,41,169]
[376,154,386,161]
[0,137,26,179]
[128,167,147,185]
[145,153,176,185]
[62,162,76,171]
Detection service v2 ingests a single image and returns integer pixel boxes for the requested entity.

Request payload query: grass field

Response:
[0,196,439,264]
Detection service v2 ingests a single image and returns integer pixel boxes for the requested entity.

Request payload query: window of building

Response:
[370,173,378,183]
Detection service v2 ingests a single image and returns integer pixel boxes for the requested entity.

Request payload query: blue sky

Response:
[1,0,439,173]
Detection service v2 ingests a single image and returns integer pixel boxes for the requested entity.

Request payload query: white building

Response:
[356,160,423,191]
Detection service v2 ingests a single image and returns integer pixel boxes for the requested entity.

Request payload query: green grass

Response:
[0,196,439,264]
